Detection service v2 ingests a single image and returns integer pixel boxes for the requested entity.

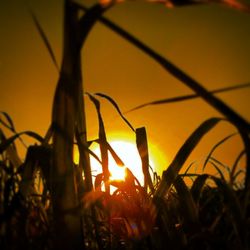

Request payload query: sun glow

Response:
[90,140,153,185]
[74,134,168,187]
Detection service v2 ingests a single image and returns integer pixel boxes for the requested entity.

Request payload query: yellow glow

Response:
[74,132,168,185]
[91,140,148,185]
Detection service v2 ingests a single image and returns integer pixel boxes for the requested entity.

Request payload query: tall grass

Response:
[1,0,250,249]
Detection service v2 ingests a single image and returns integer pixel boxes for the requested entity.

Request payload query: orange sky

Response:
[0,0,250,177]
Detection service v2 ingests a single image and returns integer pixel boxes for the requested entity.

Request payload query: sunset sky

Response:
[1,0,250,177]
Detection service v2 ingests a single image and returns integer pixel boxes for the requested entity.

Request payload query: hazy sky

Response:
[1,0,250,176]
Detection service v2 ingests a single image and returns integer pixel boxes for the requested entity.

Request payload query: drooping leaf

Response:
[87,93,110,193]
[95,93,135,132]
[0,131,44,154]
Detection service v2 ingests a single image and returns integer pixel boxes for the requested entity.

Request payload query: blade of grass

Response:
[94,93,135,132]
[230,150,245,186]
[190,174,209,204]
[154,117,223,198]
[125,82,250,113]
[29,10,59,71]
[211,176,246,248]
[0,129,22,168]
[87,93,110,194]
[136,127,154,193]
[203,133,237,171]
[0,131,44,154]
[174,176,199,226]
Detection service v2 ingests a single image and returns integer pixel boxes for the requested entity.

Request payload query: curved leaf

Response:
[95,92,135,132]
[230,150,245,185]
[203,133,237,171]
[0,131,44,154]
[155,117,223,198]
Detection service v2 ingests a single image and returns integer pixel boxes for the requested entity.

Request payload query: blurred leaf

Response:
[0,111,16,132]
[147,0,250,12]
[155,118,223,198]
[106,142,125,166]
[30,10,59,71]
[208,157,229,180]
[94,173,104,190]
[191,174,209,204]
[230,150,245,185]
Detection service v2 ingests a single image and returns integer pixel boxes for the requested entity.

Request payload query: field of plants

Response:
[1,0,250,249]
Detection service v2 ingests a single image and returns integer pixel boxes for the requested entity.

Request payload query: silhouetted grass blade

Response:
[136,127,154,192]
[87,93,110,194]
[174,176,199,225]
[0,111,16,132]
[0,131,44,154]
[155,118,223,198]
[106,142,125,166]
[125,82,250,113]
[30,10,59,71]
[190,174,209,204]
[210,176,246,247]
[230,150,245,185]
[203,133,237,170]
[95,93,135,132]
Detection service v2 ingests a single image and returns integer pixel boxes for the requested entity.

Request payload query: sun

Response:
[90,140,155,185]
[74,134,168,187]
